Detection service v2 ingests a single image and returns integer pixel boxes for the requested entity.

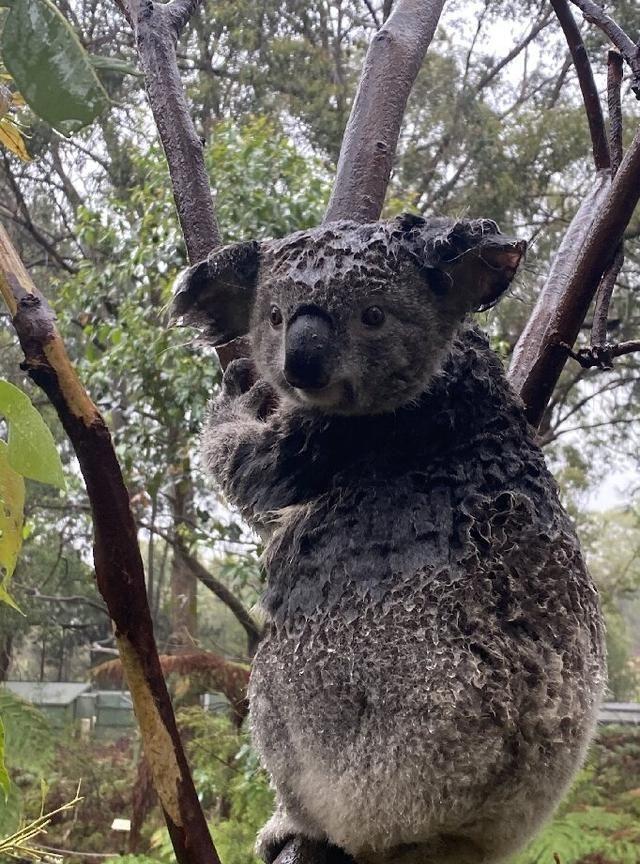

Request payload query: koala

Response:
[173,214,605,864]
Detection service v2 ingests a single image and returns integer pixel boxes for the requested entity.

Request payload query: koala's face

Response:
[173,215,525,415]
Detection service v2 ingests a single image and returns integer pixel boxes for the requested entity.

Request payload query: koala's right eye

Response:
[269,305,283,327]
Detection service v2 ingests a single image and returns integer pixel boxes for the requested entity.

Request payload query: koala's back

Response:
[249,327,605,862]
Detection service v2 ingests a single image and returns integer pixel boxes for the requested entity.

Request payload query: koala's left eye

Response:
[361,306,385,327]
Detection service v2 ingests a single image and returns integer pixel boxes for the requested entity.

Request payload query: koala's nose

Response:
[284,309,333,390]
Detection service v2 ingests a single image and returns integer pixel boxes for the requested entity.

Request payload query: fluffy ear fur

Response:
[395,213,526,312]
[171,240,260,345]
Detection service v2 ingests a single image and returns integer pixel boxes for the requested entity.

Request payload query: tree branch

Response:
[591,50,624,348]
[183,552,264,657]
[138,520,264,657]
[591,246,624,347]
[116,0,219,261]
[607,49,624,175]
[549,0,610,170]
[324,0,447,223]
[167,0,204,36]
[563,339,640,369]
[362,0,381,29]
[509,122,640,427]
[473,12,553,94]
[16,584,109,616]
[567,0,640,96]
[0,224,220,864]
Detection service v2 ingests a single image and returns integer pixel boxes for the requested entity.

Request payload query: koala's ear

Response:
[171,240,260,345]
[396,215,526,312]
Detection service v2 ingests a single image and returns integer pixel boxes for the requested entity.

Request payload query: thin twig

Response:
[563,339,640,369]
[567,0,640,96]
[362,0,381,29]
[15,584,109,616]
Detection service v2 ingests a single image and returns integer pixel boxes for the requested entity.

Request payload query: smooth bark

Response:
[324,0,447,223]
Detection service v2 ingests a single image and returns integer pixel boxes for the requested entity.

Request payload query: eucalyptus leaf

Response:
[0,440,25,588]
[1,0,109,134]
[0,380,65,489]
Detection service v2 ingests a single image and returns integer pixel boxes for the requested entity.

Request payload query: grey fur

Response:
[175,216,605,864]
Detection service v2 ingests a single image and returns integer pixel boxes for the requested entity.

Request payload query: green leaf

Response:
[1,0,109,135]
[0,380,65,489]
[0,583,21,612]
[0,440,25,592]
[0,719,9,803]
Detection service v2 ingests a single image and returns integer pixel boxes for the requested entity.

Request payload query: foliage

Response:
[581,509,640,701]
[0,380,65,489]
[0,689,54,835]
[0,379,65,608]
[513,727,640,864]
[0,0,109,135]
[0,1,639,859]
[0,440,23,609]
[147,708,274,864]
[18,733,137,855]
[0,787,83,864]
[0,71,29,161]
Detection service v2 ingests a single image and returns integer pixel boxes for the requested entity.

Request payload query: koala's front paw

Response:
[218,359,279,421]
[220,357,258,399]
[256,809,298,864]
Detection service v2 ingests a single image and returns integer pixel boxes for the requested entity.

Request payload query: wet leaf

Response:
[0,440,24,597]
[0,117,30,161]
[0,380,65,489]
[2,0,109,135]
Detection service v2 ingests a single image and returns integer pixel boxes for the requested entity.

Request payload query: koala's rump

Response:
[250,514,604,857]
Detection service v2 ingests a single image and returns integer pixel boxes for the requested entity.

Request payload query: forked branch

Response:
[564,339,640,370]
